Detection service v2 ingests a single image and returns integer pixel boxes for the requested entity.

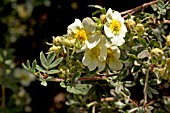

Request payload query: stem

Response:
[1,85,5,109]
[121,91,139,107]
[120,0,158,18]
[143,68,149,112]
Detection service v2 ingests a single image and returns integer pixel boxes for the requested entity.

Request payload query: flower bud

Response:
[100,14,106,23]
[61,38,75,47]
[150,48,163,59]
[52,36,63,45]
[135,24,145,34]
[49,45,61,52]
[151,48,164,56]
[125,19,136,29]
[163,34,170,46]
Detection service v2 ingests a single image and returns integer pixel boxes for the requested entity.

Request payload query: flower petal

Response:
[108,58,123,71]
[82,17,96,34]
[88,58,98,71]
[86,33,100,49]
[97,61,106,72]
[82,51,91,66]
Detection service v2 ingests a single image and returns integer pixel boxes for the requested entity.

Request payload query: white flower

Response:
[82,35,107,72]
[104,8,127,46]
[67,17,100,50]
[14,68,36,86]
[106,44,123,71]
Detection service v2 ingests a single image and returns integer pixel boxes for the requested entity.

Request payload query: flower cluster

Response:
[49,8,127,72]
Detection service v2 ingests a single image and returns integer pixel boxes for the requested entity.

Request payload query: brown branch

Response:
[121,0,158,18]
[121,91,139,107]
[50,75,109,82]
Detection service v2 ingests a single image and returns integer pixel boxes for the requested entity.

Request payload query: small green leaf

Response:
[47,70,60,74]
[71,71,81,84]
[88,5,103,9]
[128,54,138,60]
[41,81,47,86]
[26,60,31,70]
[123,81,135,87]
[47,52,56,64]
[138,37,147,47]
[137,50,150,59]
[60,81,67,88]
[87,85,96,96]
[40,51,48,69]
[66,84,91,95]
[22,63,28,70]
[148,86,159,94]
[32,59,37,72]
[48,57,63,69]
[148,39,157,47]
[36,65,46,73]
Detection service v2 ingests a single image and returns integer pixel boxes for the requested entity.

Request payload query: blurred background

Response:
[0,0,153,113]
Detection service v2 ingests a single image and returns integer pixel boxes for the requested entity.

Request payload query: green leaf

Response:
[118,68,128,80]
[148,86,159,94]
[88,5,103,9]
[138,37,147,47]
[47,52,56,64]
[32,59,37,72]
[137,50,150,59]
[123,81,135,87]
[47,70,60,74]
[22,63,28,70]
[40,51,48,69]
[87,85,96,96]
[60,81,67,88]
[127,54,138,60]
[148,39,157,47]
[36,65,46,73]
[26,60,31,70]
[66,84,91,95]
[71,71,81,84]
[48,57,63,69]
[41,81,47,86]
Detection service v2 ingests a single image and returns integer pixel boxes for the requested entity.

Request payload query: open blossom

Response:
[67,17,100,50]
[106,44,123,71]
[104,8,127,46]
[82,35,107,72]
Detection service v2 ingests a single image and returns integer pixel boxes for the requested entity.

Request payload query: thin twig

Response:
[121,91,139,107]
[1,85,6,109]
[143,68,149,112]
[121,0,158,18]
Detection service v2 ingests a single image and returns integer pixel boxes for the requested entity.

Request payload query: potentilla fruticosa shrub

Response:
[23,0,170,112]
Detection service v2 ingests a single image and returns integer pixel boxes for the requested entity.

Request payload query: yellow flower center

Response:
[89,46,100,59]
[74,29,87,41]
[109,19,121,35]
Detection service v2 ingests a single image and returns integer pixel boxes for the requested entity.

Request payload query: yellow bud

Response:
[135,24,145,34]
[125,19,136,29]
[49,45,61,52]
[151,48,163,59]
[100,14,106,23]
[52,36,63,45]
[163,34,170,46]
[61,38,75,47]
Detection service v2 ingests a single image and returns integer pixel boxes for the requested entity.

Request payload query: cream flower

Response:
[82,35,107,72]
[67,17,100,50]
[14,68,36,86]
[104,8,127,46]
[106,44,123,71]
